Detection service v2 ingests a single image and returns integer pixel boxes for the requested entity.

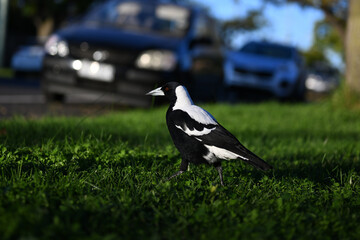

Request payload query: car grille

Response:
[69,43,138,66]
[234,66,274,78]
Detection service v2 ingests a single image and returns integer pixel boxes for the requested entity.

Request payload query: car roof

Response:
[245,41,296,51]
[104,0,203,12]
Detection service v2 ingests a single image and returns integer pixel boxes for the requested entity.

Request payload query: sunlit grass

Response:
[1,101,360,239]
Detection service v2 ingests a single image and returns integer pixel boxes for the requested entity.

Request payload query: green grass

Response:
[1,102,360,239]
[0,68,13,78]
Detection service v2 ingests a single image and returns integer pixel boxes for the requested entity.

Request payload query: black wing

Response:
[166,109,218,133]
[196,124,273,171]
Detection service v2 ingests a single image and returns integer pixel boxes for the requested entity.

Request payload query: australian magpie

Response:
[146,82,272,186]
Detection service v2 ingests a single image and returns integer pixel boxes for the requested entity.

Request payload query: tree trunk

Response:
[34,17,54,39]
[346,0,360,93]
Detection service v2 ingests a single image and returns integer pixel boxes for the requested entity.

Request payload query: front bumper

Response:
[42,56,180,107]
[224,63,296,98]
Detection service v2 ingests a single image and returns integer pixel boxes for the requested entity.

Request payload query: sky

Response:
[194,0,325,51]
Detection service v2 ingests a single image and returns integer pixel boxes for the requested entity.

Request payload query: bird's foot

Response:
[219,179,225,187]
[167,170,185,181]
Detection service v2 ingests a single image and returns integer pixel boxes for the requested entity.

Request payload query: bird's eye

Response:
[165,87,169,92]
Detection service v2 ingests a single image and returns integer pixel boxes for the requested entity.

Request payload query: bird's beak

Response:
[146,87,165,96]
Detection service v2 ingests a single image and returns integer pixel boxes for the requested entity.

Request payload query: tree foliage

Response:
[180,0,267,47]
[302,19,343,67]
[220,10,267,47]
[313,20,343,54]
[264,0,348,44]
[9,0,265,43]
[8,0,96,37]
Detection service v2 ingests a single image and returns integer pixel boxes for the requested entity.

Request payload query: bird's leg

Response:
[167,159,188,181]
[167,170,185,180]
[214,163,225,186]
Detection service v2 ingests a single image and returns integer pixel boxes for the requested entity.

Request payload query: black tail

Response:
[246,155,273,171]
[236,145,273,171]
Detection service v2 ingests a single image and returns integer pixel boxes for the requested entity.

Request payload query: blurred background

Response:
[0,0,355,117]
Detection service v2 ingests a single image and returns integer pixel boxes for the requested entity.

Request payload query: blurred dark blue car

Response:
[42,0,224,107]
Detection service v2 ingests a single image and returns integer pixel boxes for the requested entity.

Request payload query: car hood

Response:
[58,24,184,51]
[227,51,290,71]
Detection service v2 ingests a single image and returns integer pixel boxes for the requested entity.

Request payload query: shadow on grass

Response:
[0,117,170,149]
[230,153,360,187]
[242,128,360,143]
[2,117,359,147]
[276,159,358,184]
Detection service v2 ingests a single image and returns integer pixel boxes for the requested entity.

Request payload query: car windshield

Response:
[83,0,190,37]
[240,42,293,59]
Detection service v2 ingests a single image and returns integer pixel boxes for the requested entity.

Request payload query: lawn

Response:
[1,101,360,239]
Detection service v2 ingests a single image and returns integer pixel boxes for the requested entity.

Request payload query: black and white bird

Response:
[146,82,272,186]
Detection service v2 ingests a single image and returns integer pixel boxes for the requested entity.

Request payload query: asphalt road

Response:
[0,77,129,118]
[0,77,44,103]
[0,76,323,118]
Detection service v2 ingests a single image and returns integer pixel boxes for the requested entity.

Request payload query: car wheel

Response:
[293,77,306,101]
[45,92,65,103]
[283,76,306,102]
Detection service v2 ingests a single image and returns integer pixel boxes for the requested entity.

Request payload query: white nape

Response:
[173,86,217,125]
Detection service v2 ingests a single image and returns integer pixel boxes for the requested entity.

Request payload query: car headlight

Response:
[136,50,177,71]
[44,34,69,57]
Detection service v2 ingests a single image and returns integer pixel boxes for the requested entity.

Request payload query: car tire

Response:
[292,76,306,101]
[45,92,66,103]
[282,76,306,102]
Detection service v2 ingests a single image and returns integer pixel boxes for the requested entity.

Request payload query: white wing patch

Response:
[175,124,216,136]
[203,144,248,164]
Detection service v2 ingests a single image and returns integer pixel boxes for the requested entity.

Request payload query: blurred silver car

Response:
[305,64,340,93]
[224,41,306,100]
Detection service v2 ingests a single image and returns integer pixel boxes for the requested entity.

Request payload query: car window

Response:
[192,13,221,46]
[240,43,293,60]
[83,0,190,37]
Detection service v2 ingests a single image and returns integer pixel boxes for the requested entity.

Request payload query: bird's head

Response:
[146,82,193,106]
